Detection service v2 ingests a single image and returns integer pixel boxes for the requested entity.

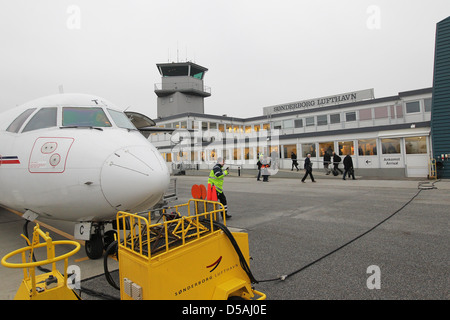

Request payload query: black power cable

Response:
[104,240,120,290]
[202,219,259,284]
[258,186,428,283]
[215,182,433,284]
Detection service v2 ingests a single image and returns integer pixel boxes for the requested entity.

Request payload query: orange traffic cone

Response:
[207,183,212,200]
[207,183,218,201]
[210,185,218,201]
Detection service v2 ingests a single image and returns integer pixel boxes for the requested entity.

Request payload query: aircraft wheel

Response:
[85,233,104,259]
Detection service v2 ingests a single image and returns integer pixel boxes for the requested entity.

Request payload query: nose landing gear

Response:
[85,231,104,260]
[83,222,117,260]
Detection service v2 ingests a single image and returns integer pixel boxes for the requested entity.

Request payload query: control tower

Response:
[154,62,211,118]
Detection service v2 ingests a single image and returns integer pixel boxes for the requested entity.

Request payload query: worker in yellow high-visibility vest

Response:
[208,158,232,219]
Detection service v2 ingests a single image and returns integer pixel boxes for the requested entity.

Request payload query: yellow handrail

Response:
[117,199,225,261]
[1,240,80,269]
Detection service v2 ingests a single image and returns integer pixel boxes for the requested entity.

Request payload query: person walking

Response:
[256,157,262,181]
[323,150,332,175]
[301,154,316,183]
[343,153,356,180]
[332,152,343,175]
[291,151,299,171]
[208,158,232,219]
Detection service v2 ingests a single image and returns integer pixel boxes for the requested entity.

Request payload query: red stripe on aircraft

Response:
[0,160,21,164]
[0,156,20,165]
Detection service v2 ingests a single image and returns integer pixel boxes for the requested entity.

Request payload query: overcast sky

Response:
[0,0,449,119]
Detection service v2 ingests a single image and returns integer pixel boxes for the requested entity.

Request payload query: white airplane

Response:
[0,93,170,259]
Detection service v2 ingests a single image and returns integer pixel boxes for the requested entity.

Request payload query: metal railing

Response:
[154,83,211,94]
[117,199,225,261]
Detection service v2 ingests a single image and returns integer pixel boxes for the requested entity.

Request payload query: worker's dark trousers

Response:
[217,191,228,217]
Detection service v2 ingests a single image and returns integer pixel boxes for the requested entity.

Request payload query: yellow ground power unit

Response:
[116,199,266,300]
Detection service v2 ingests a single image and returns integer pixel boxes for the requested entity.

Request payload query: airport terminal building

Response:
[150,78,433,178]
[148,17,449,179]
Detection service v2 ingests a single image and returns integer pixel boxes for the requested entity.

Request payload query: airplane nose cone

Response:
[100,146,170,212]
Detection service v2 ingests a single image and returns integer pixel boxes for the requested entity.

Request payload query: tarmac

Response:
[0,168,449,300]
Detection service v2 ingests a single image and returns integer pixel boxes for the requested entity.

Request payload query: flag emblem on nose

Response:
[0,156,20,165]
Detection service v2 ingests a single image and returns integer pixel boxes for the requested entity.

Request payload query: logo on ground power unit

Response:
[206,256,222,272]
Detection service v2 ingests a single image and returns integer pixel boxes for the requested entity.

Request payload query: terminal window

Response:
[381,138,401,154]
[294,119,303,128]
[405,136,427,154]
[359,108,372,121]
[317,115,328,126]
[330,113,340,124]
[283,119,294,129]
[302,143,316,157]
[319,142,334,157]
[346,112,356,122]
[339,141,354,156]
[283,144,297,158]
[374,106,388,119]
[406,101,420,113]
[358,139,377,156]
[306,117,315,127]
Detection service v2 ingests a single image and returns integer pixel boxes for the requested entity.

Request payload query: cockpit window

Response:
[6,108,36,133]
[22,107,57,132]
[63,107,112,128]
[107,109,136,130]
